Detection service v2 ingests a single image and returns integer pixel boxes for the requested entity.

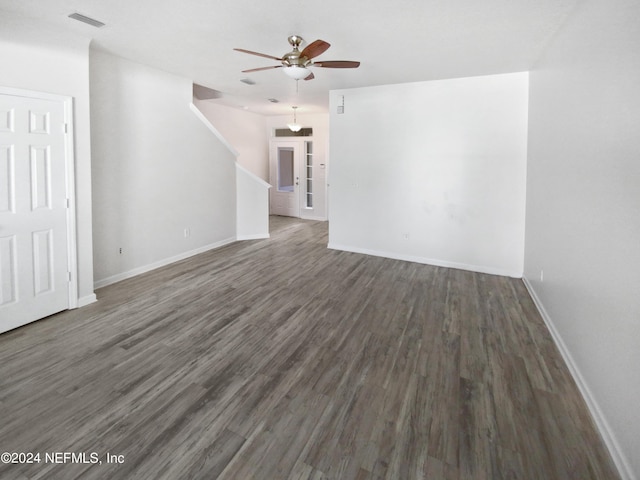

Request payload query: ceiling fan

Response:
[234,35,360,81]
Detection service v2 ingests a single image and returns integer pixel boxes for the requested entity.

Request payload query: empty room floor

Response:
[0,216,619,479]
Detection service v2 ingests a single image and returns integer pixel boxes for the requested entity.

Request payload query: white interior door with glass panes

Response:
[269,139,314,218]
[270,140,301,217]
[0,89,73,334]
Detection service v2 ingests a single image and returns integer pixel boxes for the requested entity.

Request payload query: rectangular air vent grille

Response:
[68,13,105,28]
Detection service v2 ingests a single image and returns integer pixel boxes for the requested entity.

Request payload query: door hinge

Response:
[66,198,70,208]
[68,271,72,282]
[63,123,69,134]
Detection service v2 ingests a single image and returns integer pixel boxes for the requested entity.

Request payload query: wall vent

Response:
[68,12,105,28]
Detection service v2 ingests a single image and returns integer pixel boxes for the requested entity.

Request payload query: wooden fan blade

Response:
[300,40,330,60]
[242,65,282,73]
[313,60,360,68]
[304,71,315,81]
[234,48,282,61]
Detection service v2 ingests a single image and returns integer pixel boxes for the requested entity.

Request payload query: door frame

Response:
[1,86,78,310]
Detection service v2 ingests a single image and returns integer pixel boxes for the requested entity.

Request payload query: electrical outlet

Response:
[402,233,410,240]
[540,270,544,282]
[184,227,191,238]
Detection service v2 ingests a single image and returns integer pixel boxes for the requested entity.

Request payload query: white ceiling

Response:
[0,0,579,115]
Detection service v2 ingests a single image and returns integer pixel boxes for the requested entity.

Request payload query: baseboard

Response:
[236,233,270,240]
[300,214,327,221]
[77,294,97,308]
[94,237,237,289]
[522,276,634,480]
[327,243,522,278]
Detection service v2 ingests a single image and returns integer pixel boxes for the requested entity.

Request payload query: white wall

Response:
[329,73,529,277]
[236,164,270,240]
[91,50,237,287]
[524,0,640,477]
[193,100,268,181]
[266,113,330,221]
[0,18,95,306]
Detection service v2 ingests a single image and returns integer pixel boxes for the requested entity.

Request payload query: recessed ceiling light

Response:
[68,12,105,28]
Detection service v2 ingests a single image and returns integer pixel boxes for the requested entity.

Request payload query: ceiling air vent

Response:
[68,13,105,28]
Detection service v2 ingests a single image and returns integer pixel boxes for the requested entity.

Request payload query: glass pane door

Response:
[277,147,295,192]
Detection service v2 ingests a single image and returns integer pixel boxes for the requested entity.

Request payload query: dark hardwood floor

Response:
[0,216,619,479]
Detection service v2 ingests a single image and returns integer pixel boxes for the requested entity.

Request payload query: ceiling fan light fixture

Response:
[288,106,302,132]
[283,66,310,80]
[235,36,360,82]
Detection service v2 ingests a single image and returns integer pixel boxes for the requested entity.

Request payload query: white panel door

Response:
[0,92,70,333]
[270,141,301,217]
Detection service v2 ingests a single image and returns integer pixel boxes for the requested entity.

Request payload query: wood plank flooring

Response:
[0,216,619,479]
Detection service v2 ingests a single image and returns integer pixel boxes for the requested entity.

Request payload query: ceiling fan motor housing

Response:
[283,36,309,67]
[283,50,309,67]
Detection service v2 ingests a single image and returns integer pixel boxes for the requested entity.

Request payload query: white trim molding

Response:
[94,237,237,290]
[189,103,239,157]
[237,234,270,241]
[328,243,523,278]
[300,214,327,222]
[522,276,635,480]
[78,294,97,308]
[236,162,271,189]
